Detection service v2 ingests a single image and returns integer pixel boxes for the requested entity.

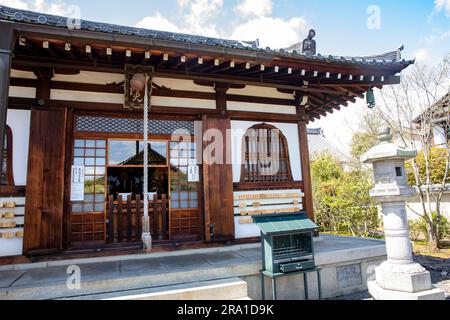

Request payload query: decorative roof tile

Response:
[0,5,414,67]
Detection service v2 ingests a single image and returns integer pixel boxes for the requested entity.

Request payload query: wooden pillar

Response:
[0,20,15,180]
[24,68,68,255]
[296,94,315,221]
[34,68,54,103]
[202,83,234,241]
[215,82,230,116]
[63,108,74,249]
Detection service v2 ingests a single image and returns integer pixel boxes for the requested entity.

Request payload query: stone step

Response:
[0,256,260,300]
[63,278,249,301]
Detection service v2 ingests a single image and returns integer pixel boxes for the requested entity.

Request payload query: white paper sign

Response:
[70,166,85,201]
[188,166,200,182]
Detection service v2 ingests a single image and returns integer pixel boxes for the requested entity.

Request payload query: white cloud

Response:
[231,16,308,49]
[137,0,224,37]
[0,0,28,9]
[413,48,430,63]
[435,0,450,16]
[177,0,223,37]
[0,0,76,16]
[135,0,308,49]
[235,0,273,18]
[135,12,181,33]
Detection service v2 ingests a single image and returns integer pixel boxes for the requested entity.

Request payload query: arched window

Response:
[240,123,293,184]
[1,125,14,187]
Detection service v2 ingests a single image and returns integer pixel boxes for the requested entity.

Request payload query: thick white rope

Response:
[143,74,151,235]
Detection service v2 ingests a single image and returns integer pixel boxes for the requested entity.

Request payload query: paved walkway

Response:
[0,235,386,300]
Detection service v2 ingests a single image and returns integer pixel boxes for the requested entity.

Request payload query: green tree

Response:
[350,112,384,159]
[312,152,380,237]
[406,148,450,186]
[351,132,378,159]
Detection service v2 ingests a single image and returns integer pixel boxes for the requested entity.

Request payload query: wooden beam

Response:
[34,67,54,104]
[9,78,298,107]
[226,64,259,76]
[190,59,216,73]
[11,54,397,96]
[221,62,247,75]
[9,96,304,124]
[152,70,352,96]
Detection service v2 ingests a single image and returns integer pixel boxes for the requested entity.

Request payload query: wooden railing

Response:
[106,194,168,244]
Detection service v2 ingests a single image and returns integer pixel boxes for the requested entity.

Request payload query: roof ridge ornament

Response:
[302,29,317,56]
[396,45,404,60]
[0,6,415,67]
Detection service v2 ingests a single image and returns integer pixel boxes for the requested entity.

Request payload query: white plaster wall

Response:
[52,71,124,84]
[227,101,297,114]
[154,78,216,93]
[152,96,216,109]
[52,71,215,94]
[230,120,302,183]
[407,193,450,221]
[10,69,37,79]
[50,89,124,103]
[6,110,31,186]
[8,86,36,99]
[50,89,217,109]
[228,85,294,99]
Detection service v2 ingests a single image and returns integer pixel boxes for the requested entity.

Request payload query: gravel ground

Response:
[330,254,450,300]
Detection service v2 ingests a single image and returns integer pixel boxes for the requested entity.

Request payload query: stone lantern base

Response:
[368,262,445,300]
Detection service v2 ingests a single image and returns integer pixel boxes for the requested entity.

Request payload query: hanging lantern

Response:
[367,87,376,109]
[124,65,153,110]
[130,73,146,92]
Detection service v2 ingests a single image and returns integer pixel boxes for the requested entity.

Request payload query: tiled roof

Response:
[414,92,450,123]
[0,5,414,68]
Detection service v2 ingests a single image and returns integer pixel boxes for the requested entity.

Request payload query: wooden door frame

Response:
[63,114,204,249]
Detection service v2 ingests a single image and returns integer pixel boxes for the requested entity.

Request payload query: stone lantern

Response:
[361,127,445,300]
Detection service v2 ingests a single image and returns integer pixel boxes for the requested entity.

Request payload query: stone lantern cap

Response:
[361,127,417,164]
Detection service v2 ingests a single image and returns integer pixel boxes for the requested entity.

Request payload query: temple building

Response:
[0,6,414,258]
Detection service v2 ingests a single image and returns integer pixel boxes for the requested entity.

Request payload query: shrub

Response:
[409,219,423,242]
[409,213,449,243]
[312,152,380,237]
